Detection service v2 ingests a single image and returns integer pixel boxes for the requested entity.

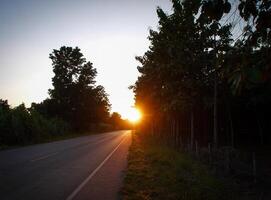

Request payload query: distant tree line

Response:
[0,46,129,146]
[110,112,131,130]
[0,100,69,145]
[132,0,271,149]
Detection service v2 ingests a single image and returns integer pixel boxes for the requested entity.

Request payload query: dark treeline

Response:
[0,100,69,145]
[110,112,131,130]
[132,1,271,194]
[132,0,271,150]
[0,46,130,146]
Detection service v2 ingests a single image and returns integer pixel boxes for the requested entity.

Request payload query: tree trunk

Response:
[176,118,180,147]
[256,115,264,145]
[173,118,176,146]
[213,75,218,148]
[227,103,234,147]
[151,119,155,137]
[191,109,194,150]
[170,117,174,144]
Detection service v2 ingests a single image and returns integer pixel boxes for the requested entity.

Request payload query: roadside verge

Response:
[121,132,235,200]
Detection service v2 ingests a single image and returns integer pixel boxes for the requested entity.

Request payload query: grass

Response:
[122,133,236,200]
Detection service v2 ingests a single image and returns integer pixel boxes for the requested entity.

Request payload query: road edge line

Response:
[66,135,127,200]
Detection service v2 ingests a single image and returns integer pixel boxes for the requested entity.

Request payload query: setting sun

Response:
[126,108,142,123]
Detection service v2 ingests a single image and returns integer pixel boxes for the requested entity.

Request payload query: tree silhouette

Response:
[48,46,110,131]
[132,0,271,149]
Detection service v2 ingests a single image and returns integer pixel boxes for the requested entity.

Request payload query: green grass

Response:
[122,133,236,200]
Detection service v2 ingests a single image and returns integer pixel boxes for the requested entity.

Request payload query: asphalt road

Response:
[0,130,131,200]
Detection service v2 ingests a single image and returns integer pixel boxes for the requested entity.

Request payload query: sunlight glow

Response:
[126,108,141,123]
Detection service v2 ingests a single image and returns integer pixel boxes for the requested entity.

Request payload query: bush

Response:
[0,100,12,145]
[0,100,70,146]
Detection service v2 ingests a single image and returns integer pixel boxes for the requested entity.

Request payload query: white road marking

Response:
[66,135,127,200]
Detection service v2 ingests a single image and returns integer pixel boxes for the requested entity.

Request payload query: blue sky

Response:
[0,0,171,118]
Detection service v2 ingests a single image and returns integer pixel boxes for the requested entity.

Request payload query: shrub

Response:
[0,100,70,146]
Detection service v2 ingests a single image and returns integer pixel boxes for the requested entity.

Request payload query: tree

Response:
[110,112,122,129]
[109,112,132,130]
[0,99,11,144]
[133,0,232,148]
[48,46,110,131]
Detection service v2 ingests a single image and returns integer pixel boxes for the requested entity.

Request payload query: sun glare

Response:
[127,108,141,123]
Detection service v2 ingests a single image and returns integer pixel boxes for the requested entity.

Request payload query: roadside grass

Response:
[122,133,237,200]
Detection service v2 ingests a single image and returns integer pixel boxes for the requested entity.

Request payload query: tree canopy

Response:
[132,0,271,148]
[34,46,111,131]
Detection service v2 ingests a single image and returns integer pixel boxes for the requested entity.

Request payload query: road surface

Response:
[0,130,131,200]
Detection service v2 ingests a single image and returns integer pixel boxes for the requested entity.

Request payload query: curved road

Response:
[0,130,131,200]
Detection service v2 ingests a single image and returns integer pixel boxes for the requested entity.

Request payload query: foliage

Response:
[132,0,271,149]
[0,100,69,146]
[45,46,111,131]
[201,0,271,45]
[0,46,120,146]
[109,112,131,130]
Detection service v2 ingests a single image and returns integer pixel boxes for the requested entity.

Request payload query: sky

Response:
[0,0,172,119]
